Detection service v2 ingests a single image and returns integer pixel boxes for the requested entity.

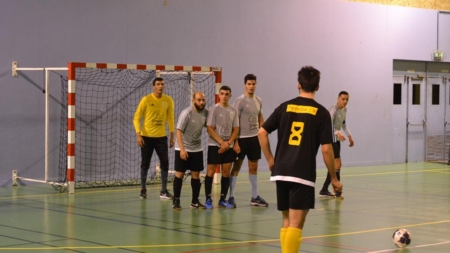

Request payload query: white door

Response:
[407,77,426,162]
[426,76,447,161]
[392,76,407,163]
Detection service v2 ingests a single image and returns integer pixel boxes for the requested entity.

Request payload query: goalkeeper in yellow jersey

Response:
[133,77,175,200]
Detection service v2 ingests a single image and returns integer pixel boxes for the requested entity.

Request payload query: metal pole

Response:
[406,76,409,163]
[45,69,49,182]
[444,77,448,161]
[424,63,428,161]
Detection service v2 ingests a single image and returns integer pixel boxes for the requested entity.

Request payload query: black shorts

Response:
[332,141,341,159]
[174,150,204,172]
[235,136,261,161]
[276,181,315,211]
[207,146,236,165]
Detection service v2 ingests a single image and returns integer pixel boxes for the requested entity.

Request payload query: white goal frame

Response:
[11,61,69,191]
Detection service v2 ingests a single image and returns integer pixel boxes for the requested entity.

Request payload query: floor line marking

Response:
[0,220,448,251]
[366,240,450,253]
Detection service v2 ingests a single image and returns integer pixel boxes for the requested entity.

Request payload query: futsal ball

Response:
[392,228,411,248]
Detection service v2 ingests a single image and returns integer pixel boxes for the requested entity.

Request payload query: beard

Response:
[194,103,205,111]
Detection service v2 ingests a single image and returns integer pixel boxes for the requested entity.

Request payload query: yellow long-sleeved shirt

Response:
[133,93,174,137]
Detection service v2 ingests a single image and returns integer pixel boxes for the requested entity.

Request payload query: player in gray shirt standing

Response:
[204,86,239,209]
[228,74,268,207]
[319,91,354,198]
[172,92,208,210]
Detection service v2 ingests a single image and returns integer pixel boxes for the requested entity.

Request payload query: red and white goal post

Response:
[64,62,222,193]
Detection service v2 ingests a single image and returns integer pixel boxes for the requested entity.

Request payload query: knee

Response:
[141,163,150,170]
[249,162,258,174]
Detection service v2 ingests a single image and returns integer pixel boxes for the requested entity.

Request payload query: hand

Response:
[233,142,240,154]
[267,157,275,172]
[136,135,144,147]
[180,150,188,161]
[337,132,346,141]
[169,137,175,148]
[348,136,354,147]
[331,179,343,194]
[218,141,230,154]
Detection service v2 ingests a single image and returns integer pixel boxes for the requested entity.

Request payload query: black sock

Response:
[191,178,201,203]
[336,171,341,181]
[220,176,230,200]
[160,169,168,193]
[173,176,183,199]
[205,176,213,199]
[141,169,148,190]
[322,172,331,192]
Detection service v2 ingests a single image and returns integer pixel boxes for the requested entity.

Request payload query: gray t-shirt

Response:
[233,94,262,138]
[329,104,351,141]
[175,106,208,152]
[207,104,239,147]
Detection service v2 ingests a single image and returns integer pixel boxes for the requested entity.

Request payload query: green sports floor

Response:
[0,162,449,253]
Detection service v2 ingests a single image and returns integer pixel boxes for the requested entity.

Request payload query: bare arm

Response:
[342,123,354,147]
[258,127,274,171]
[176,129,188,160]
[169,131,175,148]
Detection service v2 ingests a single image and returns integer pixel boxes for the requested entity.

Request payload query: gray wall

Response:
[1,0,449,186]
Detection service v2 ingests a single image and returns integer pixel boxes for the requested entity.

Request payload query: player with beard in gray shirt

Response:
[172,92,208,210]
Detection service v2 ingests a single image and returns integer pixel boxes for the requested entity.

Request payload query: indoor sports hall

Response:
[1,0,450,252]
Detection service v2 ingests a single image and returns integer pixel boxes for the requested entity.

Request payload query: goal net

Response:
[58,63,221,192]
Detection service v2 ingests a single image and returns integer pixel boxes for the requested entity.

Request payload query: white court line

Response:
[367,240,450,253]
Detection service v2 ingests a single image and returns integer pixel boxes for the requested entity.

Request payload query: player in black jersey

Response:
[258,66,343,253]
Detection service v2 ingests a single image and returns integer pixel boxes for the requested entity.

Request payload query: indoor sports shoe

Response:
[319,191,335,197]
[140,189,147,199]
[228,197,237,208]
[251,196,269,207]
[160,190,174,200]
[191,201,206,209]
[172,198,182,211]
[218,199,235,209]
[205,198,213,209]
[335,192,344,199]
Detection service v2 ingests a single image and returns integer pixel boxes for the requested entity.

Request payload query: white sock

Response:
[249,174,258,199]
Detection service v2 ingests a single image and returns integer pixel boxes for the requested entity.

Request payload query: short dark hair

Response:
[244,74,257,84]
[153,77,164,86]
[338,91,349,97]
[220,85,232,93]
[297,66,320,92]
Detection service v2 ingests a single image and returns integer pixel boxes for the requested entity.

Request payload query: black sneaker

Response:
[250,195,269,207]
[173,198,182,210]
[335,192,344,199]
[140,189,147,199]
[191,201,206,209]
[319,190,335,197]
[160,190,173,200]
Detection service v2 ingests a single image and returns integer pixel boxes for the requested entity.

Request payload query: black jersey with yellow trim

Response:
[261,96,333,187]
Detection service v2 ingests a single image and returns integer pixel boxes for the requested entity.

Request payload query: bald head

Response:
[193,91,206,111]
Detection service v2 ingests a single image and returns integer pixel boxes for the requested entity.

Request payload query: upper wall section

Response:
[348,0,450,11]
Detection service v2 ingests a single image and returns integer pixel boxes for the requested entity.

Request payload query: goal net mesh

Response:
[58,68,216,188]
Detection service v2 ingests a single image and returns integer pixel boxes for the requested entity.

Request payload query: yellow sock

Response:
[280,228,288,252]
[284,227,302,253]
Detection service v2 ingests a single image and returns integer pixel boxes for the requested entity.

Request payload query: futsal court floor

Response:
[0,162,449,253]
